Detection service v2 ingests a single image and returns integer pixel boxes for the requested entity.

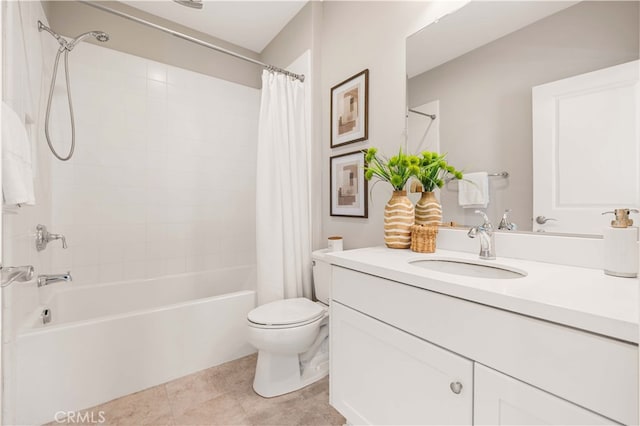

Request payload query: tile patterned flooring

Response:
[53,354,345,426]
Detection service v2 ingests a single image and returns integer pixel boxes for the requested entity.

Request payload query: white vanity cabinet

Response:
[329,265,638,425]
[474,364,615,425]
[331,301,473,425]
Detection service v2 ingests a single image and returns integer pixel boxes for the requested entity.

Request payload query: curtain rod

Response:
[408,109,436,120]
[78,1,305,82]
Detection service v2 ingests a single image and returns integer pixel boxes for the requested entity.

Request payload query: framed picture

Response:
[331,69,369,148]
[330,150,368,218]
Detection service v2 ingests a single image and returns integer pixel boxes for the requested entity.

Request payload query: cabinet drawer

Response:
[330,301,473,425]
[332,266,638,425]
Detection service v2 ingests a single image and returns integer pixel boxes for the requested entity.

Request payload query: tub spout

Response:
[37,272,72,287]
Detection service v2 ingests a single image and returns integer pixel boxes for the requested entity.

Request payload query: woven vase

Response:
[384,190,414,249]
[415,191,442,226]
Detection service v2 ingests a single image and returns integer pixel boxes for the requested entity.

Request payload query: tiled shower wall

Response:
[50,43,260,284]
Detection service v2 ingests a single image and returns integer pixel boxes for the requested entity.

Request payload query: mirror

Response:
[406,1,639,235]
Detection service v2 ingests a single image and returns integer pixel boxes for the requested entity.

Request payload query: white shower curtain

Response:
[256,70,312,305]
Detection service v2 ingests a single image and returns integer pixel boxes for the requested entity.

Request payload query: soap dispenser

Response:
[602,209,639,278]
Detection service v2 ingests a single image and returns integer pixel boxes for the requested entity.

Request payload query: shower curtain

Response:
[256,70,312,305]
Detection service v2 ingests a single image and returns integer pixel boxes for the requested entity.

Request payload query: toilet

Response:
[247,249,332,397]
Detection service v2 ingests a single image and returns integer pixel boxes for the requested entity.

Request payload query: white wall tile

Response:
[123,243,147,262]
[165,257,186,275]
[49,43,260,286]
[72,265,99,286]
[98,262,124,284]
[145,259,168,278]
[123,261,147,280]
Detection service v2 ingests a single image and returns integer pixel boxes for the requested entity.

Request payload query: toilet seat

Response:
[248,298,326,329]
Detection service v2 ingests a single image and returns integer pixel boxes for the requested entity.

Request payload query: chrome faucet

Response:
[1,265,35,287]
[37,272,72,287]
[467,210,496,260]
[498,209,517,231]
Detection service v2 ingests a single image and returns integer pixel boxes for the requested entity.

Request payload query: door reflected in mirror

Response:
[406,1,639,235]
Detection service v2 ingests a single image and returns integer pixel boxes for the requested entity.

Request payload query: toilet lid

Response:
[248,298,325,326]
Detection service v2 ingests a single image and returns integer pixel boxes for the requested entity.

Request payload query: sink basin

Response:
[410,257,527,279]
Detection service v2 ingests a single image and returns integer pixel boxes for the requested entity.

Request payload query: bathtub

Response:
[14,267,257,425]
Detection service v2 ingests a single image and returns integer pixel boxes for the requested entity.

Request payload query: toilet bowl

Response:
[247,249,332,397]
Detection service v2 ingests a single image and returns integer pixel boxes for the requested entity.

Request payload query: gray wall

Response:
[261,2,313,70]
[408,1,639,231]
[320,1,464,249]
[42,1,262,88]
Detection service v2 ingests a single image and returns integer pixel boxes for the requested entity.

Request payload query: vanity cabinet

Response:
[331,301,473,425]
[474,364,614,425]
[330,265,637,425]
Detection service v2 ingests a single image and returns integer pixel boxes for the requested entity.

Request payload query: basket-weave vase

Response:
[415,191,442,226]
[384,190,414,249]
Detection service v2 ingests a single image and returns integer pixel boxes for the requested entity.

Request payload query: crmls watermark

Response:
[54,411,106,424]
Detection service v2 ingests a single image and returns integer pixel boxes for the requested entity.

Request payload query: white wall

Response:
[1,1,57,421]
[49,43,260,285]
[321,1,466,249]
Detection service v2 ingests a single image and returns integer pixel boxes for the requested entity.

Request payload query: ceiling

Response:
[121,0,308,53]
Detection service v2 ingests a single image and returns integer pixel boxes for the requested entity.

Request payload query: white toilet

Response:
[247,249,332,397]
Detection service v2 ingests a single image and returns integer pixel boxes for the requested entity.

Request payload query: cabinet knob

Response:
[449,381,463,394]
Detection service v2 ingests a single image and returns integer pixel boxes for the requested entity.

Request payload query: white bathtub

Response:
[14,267,257,425]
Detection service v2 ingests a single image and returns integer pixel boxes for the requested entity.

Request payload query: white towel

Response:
[2,101,35,206]
[458,172,489,208]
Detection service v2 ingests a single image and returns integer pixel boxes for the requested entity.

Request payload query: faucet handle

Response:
[498,209,517,231]
[50,233,67,249]
[35,225,68,251]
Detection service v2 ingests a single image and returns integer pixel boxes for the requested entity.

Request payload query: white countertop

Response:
[326,246,639,344]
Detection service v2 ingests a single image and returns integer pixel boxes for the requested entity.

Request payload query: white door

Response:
[532,60,639,234]
[330,301,473,425]
[474,364,618,425]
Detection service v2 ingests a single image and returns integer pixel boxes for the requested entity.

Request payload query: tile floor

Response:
[52,354,345,426]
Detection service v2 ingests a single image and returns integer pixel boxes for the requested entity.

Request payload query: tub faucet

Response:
[37,272,72,287]
[467,210,496,260]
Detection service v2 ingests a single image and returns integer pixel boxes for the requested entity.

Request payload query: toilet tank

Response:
[312,249,332,305]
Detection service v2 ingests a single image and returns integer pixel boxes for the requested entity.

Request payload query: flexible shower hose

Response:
[44,48,75,161]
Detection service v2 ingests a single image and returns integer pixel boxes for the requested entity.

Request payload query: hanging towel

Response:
[2,101,35,206]
[458,172,489,208]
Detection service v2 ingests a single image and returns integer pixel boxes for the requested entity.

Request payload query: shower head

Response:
[38,21,109,51]
[95,32,110,43]
[66,30,110,50]
[173,0,203,9]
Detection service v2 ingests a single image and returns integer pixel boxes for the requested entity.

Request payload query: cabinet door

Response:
[330,301,473,425]
[474,364,619,425]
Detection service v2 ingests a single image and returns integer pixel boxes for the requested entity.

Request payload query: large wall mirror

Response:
[406,1,639,235]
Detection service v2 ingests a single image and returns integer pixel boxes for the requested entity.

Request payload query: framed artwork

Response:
[330,150,368,218]
[330,69,369,148]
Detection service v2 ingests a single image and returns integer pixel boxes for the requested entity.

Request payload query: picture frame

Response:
[330,69,369,148]
[330,150,368,218]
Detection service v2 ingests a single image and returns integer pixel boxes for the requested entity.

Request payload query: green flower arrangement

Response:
[364,147,421,191]
[414,151,463,192]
